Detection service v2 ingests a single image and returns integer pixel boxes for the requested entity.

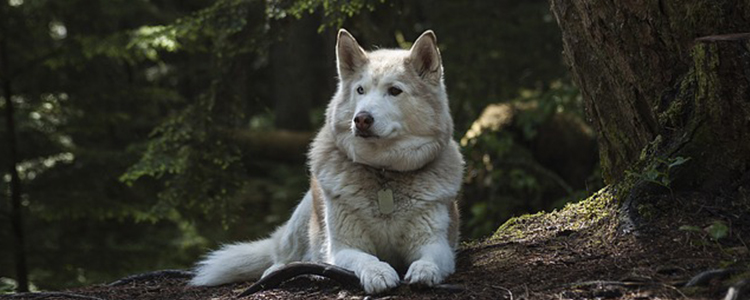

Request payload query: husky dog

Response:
[190,29,464,294]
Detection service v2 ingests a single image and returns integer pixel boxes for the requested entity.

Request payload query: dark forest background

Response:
[0,0,602,291]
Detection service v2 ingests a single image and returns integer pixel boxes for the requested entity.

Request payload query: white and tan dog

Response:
[190,29,464,294]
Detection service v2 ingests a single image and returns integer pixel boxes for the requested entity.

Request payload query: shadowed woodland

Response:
[1,0,749,299]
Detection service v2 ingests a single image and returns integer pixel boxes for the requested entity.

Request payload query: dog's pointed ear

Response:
[408,30,442,83]
[336,29,368,80]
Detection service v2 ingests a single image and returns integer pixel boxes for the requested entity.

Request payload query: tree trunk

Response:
[270,14,325,131]
[1,2,29,291]
[550,1,750,193]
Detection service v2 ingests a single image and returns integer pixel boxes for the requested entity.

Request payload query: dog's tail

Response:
[189,191,314,286]
[189,239,275,286]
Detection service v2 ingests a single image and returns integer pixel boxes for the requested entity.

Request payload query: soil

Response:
[3,190,749,300]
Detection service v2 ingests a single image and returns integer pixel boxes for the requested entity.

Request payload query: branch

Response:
[236,262,466,297]
[237,262,360,297]
[694,32,750,42]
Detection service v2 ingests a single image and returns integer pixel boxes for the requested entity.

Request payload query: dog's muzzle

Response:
[353,111,376,138]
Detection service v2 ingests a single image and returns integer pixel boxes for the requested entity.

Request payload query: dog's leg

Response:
[262,191,314,278]
[332,248,400,294]
[404,238,455,286]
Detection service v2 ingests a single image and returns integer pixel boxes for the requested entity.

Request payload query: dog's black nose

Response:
[353,111,374,131]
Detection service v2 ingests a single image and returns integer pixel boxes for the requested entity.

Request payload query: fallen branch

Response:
[237,262,360,297]
[236,262,466,297]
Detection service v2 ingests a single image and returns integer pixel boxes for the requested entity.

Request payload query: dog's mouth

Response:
[354,129,379,139]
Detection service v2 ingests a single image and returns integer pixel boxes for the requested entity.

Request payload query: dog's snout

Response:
[353,111,374,131]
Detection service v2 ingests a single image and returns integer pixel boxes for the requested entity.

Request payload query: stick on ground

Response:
[237,262,360,297]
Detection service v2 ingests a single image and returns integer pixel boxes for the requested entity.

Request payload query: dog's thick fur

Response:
[190,29,464,294]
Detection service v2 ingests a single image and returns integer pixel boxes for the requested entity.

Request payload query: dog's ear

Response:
[336,29,368,80]
[408,30,442,83]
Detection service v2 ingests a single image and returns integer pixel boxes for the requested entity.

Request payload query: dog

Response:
[190,28,464,294]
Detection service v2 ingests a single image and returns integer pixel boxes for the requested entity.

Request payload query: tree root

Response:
[237,262,360,297]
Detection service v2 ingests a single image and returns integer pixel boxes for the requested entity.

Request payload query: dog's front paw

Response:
[359,262,400,294]
[404,260,443,286]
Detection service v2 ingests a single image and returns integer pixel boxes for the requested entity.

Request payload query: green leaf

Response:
[668,156,691,169]
[678,225,702,233]
[706,221,729,241]
[644,169,660,181]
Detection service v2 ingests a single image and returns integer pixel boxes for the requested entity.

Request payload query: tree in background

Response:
[549,1,749,228]
[0,0,223,290]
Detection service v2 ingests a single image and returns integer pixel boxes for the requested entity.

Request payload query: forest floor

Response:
[3,187,749,300]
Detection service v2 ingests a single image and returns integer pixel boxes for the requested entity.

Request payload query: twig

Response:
[490,285,514,300]
[685,268,739,287]
[108,269,194,286]
[562,280,654,288]
[660,283,688,299]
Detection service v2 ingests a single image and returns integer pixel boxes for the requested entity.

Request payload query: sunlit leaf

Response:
[706,221,729,241]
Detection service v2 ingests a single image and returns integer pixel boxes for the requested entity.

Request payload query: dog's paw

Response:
[359,262,400,294]
[404,260,443,286]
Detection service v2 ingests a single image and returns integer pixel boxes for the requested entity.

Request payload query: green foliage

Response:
[0,278,15,294]
[682,221,729,244]
[706,221,729,241]
[270,0,383,29]
[461,81,599,239]
[1,0,248,289]
[627,156,691,190]
[119,0,271,223]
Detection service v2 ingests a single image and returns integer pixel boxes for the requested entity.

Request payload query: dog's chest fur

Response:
[307,127,461,270]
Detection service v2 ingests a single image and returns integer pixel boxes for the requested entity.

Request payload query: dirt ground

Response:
[3,189,749,300]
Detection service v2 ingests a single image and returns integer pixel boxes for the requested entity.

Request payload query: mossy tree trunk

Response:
[550,1,750,195]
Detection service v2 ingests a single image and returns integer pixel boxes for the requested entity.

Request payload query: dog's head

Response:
[327,29,454,171]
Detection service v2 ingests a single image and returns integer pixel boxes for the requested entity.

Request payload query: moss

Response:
[491,183,627,243]
[665,1,725,45]
[492,211,547,241]
[638,135,663,162]
[692,43,720,116]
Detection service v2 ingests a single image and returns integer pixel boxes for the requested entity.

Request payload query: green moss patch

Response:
[492,184,621,244]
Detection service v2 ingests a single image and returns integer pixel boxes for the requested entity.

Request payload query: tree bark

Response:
[1,2,29,291]
[270,14,326,131]
[550,0,750,191]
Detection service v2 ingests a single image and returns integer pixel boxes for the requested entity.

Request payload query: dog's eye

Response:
[356,86,364,95]
[388,87,402,96]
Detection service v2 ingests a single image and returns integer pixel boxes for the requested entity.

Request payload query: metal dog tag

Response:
[377,188,394,214]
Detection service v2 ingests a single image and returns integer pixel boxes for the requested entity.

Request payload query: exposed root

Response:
[237,262,360,297]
